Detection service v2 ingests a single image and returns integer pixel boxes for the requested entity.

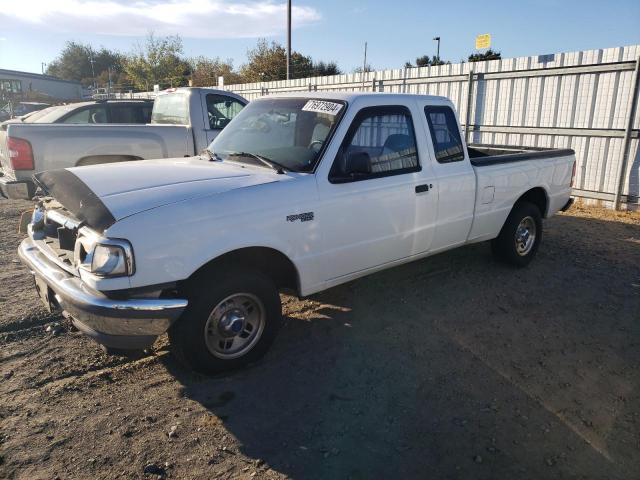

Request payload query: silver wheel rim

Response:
[204,293,265,359]
[515,216,536,256]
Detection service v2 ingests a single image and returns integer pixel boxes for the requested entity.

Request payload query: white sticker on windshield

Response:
[302,100,343,115]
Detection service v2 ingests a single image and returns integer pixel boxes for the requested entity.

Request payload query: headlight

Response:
[91,244,127,276]
[90,241,134,277]
[74,227,135,278]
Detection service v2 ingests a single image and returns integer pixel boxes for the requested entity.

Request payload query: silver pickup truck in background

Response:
[0,87,247,199]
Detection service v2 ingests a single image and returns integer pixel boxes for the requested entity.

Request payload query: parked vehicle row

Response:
[0,88,247,199]
[17,92,576,373]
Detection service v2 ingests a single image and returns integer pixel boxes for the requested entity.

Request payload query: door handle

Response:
[415,184,430,194]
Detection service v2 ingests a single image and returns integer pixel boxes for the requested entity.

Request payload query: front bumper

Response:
[18,237,188,349]
[0,176,35,200]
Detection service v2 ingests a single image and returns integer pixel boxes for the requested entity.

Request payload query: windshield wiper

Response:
[225,151,289,174]
[204,149,222,161]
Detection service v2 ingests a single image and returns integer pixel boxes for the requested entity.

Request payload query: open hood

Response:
[35,157,281,231]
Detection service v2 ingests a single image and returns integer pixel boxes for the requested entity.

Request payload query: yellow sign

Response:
[475,34,491,50]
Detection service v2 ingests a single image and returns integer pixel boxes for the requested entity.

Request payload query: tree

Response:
[468,49,502,62]
[240,39,341,82]
[123,33,191,91]
[311,61,342,77]
[240,39,297,81]
[411,55,446,67]
[188,56,243,86]
[46,41,124,87]
[416,55,431,67]
[353,64,374,73]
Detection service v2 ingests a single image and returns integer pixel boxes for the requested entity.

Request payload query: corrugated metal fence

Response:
[223,45,640,208]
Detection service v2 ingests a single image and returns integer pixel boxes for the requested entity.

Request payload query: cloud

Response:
[0,0,321,38]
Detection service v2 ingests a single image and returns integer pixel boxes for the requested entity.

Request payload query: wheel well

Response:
[187,247,300,296]
[76,155,142,166]
[515,187,548,217]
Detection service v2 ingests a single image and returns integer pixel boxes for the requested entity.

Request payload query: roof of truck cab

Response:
[262,91,452,103]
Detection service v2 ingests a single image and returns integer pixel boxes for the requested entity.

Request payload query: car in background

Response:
[20,100,154,124]
[0,88,247,199]
[6,102,51,119]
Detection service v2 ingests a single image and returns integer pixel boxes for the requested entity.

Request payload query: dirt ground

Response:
[1,199,639,480]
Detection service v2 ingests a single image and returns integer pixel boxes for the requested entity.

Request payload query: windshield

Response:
[209,97,346,173]
[24,105,73,123]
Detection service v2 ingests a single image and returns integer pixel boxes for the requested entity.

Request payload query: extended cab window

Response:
[424,106,465,163]
[330,106,419,182]
[206,94,245,129]
[109,104,147,123]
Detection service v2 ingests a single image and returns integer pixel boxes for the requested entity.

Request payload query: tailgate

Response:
[0,127,13,179]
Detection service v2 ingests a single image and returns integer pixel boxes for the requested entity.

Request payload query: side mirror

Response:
[345,151,371,176]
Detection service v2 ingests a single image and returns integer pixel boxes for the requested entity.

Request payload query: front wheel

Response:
[491,202,542,267]
[169,268,282,374]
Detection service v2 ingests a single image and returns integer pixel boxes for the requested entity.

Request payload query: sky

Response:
[0,0,639,75]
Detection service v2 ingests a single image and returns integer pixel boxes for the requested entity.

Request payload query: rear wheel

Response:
[491,202,542,267]
[168,268,282,374]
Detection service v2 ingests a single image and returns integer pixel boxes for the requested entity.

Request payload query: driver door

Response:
[316,104,438,282]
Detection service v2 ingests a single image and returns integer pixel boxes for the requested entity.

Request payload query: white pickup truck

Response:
[18,92,575,373]
[0,88,247,199]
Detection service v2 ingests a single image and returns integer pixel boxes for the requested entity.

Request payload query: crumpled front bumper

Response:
[18,237,188,350]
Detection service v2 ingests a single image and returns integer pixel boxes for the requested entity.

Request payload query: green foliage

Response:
[410,55,446,68]
[123,33,191,90]
[353,64,374,73]
[312,61,342,77]
[415,55,431,67]
[46,41,125,87]
[45,36,343,90]
[239,39,341,82]
[468,49,502,62]
[188,56,243,87]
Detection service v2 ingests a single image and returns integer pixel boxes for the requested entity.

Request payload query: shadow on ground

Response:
[161,213,640,480]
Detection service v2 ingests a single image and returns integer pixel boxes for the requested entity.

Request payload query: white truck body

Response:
[0,88,247,199]
[18,92,575,372]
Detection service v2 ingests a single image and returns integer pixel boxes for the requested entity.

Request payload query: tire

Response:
[491,201,542,267]
[168,268,282,374]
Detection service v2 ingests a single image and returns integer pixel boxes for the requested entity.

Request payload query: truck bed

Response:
[468,144,575,167]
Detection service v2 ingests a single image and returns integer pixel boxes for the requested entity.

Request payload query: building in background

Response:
[0,69,82,102]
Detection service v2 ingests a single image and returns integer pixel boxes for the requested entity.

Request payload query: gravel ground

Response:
[1,199,639,480]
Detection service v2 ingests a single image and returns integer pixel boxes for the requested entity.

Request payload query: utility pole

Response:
[88,49,96,90]
[41,62,46,74]
[433,36,441,63]
[286,0,292,80]
[362,41,368,90]
[108,66,112,97]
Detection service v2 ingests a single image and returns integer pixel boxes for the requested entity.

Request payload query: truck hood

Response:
[35,157,282,231]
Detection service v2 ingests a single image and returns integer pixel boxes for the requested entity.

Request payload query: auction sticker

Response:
[302,100,343,115]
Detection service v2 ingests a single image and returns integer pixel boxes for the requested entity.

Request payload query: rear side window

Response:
[206,94,245,129]
[151,94,189,125]
[109,105,139,123]
[424,106,465,163]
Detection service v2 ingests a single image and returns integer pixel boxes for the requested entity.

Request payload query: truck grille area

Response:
[30,206,82,275]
